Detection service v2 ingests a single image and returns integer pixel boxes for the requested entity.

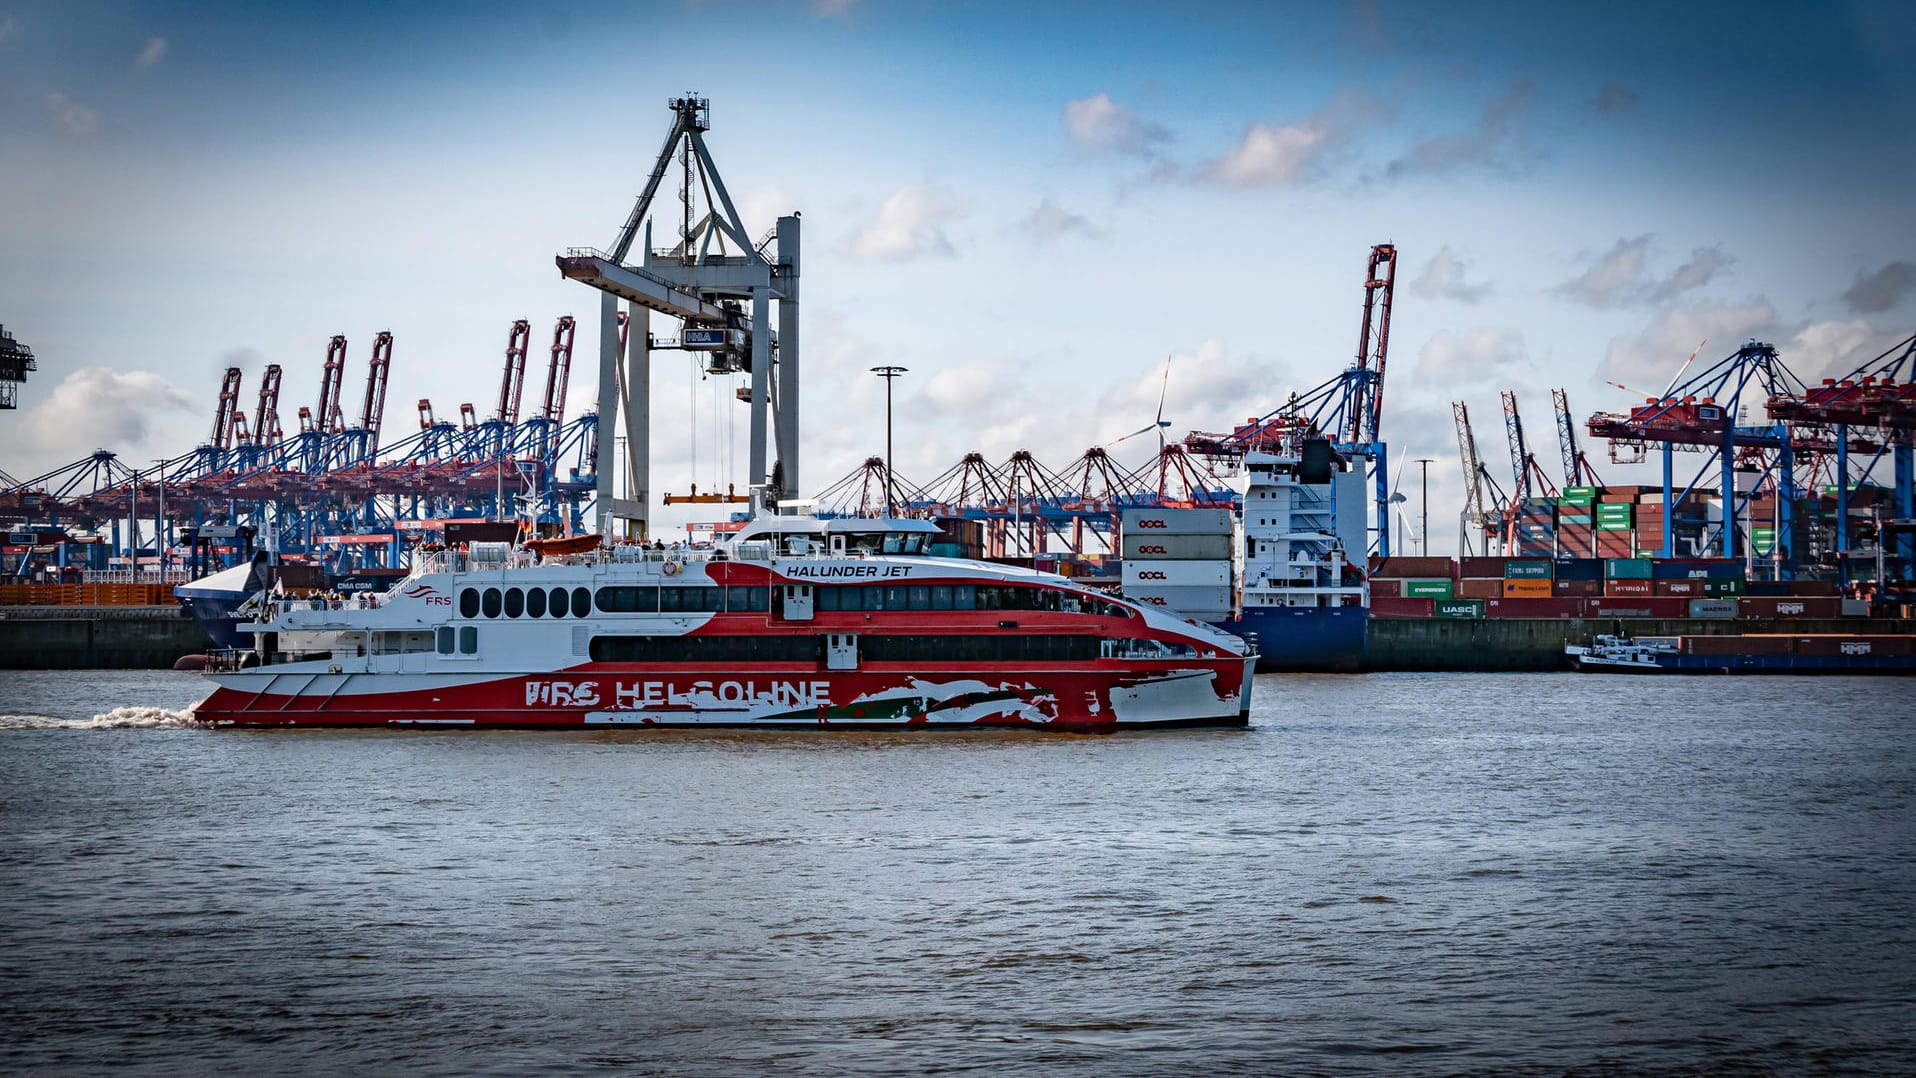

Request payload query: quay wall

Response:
[0,607,206,670]
[1365,617,1916,672]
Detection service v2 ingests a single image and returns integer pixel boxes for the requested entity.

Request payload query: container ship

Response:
[191,511,1258,730]
[1117,441,1369,673]
[1569,632,1916,673]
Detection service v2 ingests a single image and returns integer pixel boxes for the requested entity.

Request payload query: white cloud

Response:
[736,184,794,243]
[847,183,963,262]
[1596,300,1777,389]
[1201,90,1385,188]
[1411,247,1492,303]
[1019,197,1101,242]
[1203,121,1329,187]
[1556,235,1731,307]
[1415,328,1529,385]
[136,36,168,70]
[1,367,196,469]
[1062,93,1167,155]
[1387,81,1535,177]
[1784,319,1902,384]
[46,92,98,136]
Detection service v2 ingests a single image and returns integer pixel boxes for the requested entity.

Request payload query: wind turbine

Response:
[1106,354,1175,452]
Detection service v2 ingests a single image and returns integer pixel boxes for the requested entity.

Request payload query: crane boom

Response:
[1349,243,1397,445]
[496,319,531,427]
[1453,401,1488,541]
[358,331,393,460]
[542,316,576,427]
[316,335,348,434]
[253,364,283,446]
[1502,390,1531,502]
[211,367,243,450]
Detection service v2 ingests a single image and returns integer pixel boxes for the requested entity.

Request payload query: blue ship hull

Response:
[1654,654,1916,673]
[1217,605,1368,673]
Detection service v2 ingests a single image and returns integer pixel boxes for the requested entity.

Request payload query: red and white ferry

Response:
[192,513,1256,730]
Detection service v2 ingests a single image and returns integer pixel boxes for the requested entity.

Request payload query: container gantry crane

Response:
[1552,387,1602,488]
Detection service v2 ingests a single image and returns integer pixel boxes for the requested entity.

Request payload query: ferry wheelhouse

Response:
[193,514,1257,730]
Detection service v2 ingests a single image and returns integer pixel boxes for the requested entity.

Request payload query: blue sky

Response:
[2,0,1913,549]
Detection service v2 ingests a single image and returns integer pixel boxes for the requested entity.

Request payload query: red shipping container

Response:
[1370,557,1455,579]
[1370,597,1434,618]
[1370,577,1402,598]
[1457,578,1502,599]
[1787,580,1840,597]
[1657,580,1702,596]
[1740,597,1842,620]
[1459,557,1508,578]
[1586,596,1690,618]
[1554,578,1602,597]
[1484,597,1584,618]
[1605,579,1654,596]
[1786,635,1910,656]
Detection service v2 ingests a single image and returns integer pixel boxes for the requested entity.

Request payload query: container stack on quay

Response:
[1369,553,1875,622]
[1118,507,1237,618]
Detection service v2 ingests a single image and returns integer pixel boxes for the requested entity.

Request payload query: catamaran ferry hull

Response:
[193,660,1255,730]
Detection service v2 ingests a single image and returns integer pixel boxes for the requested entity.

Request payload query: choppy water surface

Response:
[2,670,1913,1075]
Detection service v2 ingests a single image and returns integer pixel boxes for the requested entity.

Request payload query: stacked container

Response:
[1120,508,1236,617]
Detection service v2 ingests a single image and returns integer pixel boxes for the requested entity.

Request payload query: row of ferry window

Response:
[458,583,1134,619]
[815,583,1131,615]
[586,633,1162,664]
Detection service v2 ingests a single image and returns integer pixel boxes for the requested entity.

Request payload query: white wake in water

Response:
[0,707,202,730]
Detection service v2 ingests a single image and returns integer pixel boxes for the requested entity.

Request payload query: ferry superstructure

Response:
[192,516,1256,730]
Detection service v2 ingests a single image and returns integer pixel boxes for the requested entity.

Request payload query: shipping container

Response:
[1739,596,1842,620]
[1702,579,1745,598]
[1505,560,1553,579]
[1434,598,1486,619]
[1585,596,1690,618]
[1502,578,1552,598]
[1553,578,1603,597]
[1124,585,1234,614]
[1120,507,1233,536]
[1121,532,1234,561]
[1682,634,1793,656]
[1457,577,1503,600]
[1605,558,1654,579]
[1558,513,1594,524]
[1370,577,1402,598]
[1788,579,1841,597]
[1841,599,1871,617]
[1484,597,1584,618]
[1560,486,1598,505]
[1368,556,1456,579]
[1605,578,1654,596]
[1656,580,1702,596]
[1459,557,1508,578]
[1788,634,1914,656]
[1122,560,1231,587]
[1553,558,1602,581]
[1688,598,1738,619]
[1403,578,1455,599]
[1370,596,1435,618]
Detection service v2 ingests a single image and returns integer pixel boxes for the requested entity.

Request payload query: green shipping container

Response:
[1596,505,1634,520]
[1606,558,1654,579]
[1598,520,1632,531]
[1703,578,1745,597]
[1403,578,1455,598]
[1561,486,1598,506]
[1558,513,1594,524]
[1434,599,1485,618]
[1505,560,1553,579]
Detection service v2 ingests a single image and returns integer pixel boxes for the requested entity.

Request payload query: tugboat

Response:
[191,508,1258,730]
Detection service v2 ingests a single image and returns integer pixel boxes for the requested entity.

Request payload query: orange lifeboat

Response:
[524,533,604,557]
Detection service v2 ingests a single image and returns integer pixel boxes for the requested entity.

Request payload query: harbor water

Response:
[3,670,1913,1075]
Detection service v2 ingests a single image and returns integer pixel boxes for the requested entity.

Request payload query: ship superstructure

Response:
[192,514,1257,730]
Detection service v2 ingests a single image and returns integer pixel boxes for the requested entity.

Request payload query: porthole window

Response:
[572,587,590,619]
[549,586,569,617]
[526,587,546,617]
[459,589,480,618]
[482,587,502,618]
[504,588,525,618]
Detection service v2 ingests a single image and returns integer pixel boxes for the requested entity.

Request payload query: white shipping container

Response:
[1121,533,1234,560]
[1120,507,1234,536]
[1124,585,1235,615]
[1122,559,1233,587]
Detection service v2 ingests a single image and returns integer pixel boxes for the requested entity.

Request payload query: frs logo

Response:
[1135,519,1169,529]
[403,583,453,606]
[1138,570,1168,580]
[1137,544,1168,554]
